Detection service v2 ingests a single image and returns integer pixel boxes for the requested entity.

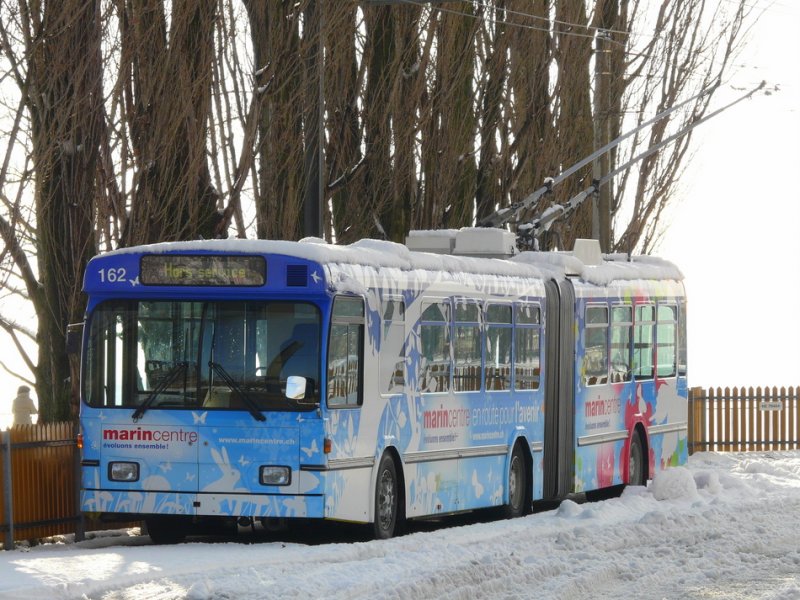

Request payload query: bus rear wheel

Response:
[372,454,400,539]
[504,444,528,519]
[628,432,646,487]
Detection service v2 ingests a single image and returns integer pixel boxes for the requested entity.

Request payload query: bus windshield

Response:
[84,300,321,412]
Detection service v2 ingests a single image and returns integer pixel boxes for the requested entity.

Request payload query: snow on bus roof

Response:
[513,250,683,285]
[100,237,682,284]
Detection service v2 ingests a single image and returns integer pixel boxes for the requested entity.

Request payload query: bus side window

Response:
[656,304,677,378]
[485,304,512,391]
[514,303,541,391]
[584,305,609,386]
[633,304,655,379]
[327,296,364,407]
[678,303,688,377]
[380,298,406,395]
[610,305,632,383]
[453,299,481,392]
[420,300,451,394]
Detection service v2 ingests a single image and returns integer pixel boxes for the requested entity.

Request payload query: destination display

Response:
[140,255,266,286]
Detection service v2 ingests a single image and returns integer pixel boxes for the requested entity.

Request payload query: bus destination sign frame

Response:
[140,254,266,286]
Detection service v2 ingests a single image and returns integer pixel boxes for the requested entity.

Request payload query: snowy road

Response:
[1,452,799,600]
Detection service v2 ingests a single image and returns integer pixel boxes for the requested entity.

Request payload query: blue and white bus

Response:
[77,228,687,542]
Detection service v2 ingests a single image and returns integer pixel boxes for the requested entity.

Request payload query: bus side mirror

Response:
[66,322,84,355]
[286,376,317,405]
[285,376,307,400]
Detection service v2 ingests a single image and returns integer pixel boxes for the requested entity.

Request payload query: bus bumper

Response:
[81,490,325,519]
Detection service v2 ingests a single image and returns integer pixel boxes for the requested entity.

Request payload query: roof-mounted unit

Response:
[406,228,518,258]
[453,228,517,258]
[571,239,603,266]
[405,229,458,254]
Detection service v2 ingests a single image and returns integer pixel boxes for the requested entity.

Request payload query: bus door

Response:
[542,278,575,500]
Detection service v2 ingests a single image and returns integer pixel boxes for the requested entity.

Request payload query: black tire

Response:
[628,432,646,486]
[372,454,400,539]
[146,516,187,545]
[504,444,528,519]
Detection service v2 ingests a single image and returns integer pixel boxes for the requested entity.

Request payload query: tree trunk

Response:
[475,1,507,222]
[420,5,478,230]
[552,0,595,249]
[507,0,553,223]
[121,0,220,246]
[326,1,363,242]
[385,5,423,242]
[27,0,104,421]
[245,0,305,241]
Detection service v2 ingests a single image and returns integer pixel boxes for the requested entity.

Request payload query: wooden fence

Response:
[0,422,83,549]
[689,386,800,454]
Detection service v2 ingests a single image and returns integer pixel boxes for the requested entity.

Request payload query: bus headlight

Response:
[109,461,139,482]
[260,465,291,486]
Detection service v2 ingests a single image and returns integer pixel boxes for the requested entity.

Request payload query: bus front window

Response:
[84,300,321,411]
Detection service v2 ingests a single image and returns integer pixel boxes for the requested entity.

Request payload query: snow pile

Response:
[1,451,800,600]
[650,466,699,500]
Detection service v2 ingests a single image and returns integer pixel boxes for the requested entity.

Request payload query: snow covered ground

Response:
[1,451,799,600]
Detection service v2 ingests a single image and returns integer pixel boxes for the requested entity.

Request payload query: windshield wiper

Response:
[132,361,188,422]
[208,361,266,422]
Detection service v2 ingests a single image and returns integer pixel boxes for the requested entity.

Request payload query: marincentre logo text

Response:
[102,426,198,444]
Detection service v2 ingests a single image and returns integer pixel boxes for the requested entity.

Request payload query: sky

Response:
[0,1,798,428]
[1,450,799,599]
[659,0,800,389]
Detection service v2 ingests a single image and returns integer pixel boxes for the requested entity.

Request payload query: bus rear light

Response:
[77,433,83,450]
[109,461,139,482]
[323,438,332,454]
[260,465,291,486]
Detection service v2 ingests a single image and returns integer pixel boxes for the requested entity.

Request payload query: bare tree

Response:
[0,90,37,389]
[614,0,750,254]
[0,0,104,420]
[0,0,225,420]
[0,0,756,421]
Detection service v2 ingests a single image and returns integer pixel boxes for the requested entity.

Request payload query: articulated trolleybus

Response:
[78,228,687,542]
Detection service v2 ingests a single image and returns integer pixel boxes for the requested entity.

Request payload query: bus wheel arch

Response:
[371,448,406,539]
[504,438,532,519]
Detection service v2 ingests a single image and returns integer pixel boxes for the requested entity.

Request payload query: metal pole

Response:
[596,30,612,253]
[317,0,325,239]
[73,422,85,542]
[591,31,603,244]
[2,430,13,550]
[303,0,324,239]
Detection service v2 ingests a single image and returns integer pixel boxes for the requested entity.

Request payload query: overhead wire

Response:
[392,0,603,43]
[390,0,776,72]
[460,0,634,39]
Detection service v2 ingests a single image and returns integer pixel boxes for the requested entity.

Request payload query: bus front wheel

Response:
[372,454,400,539]
[145,516,187,545]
